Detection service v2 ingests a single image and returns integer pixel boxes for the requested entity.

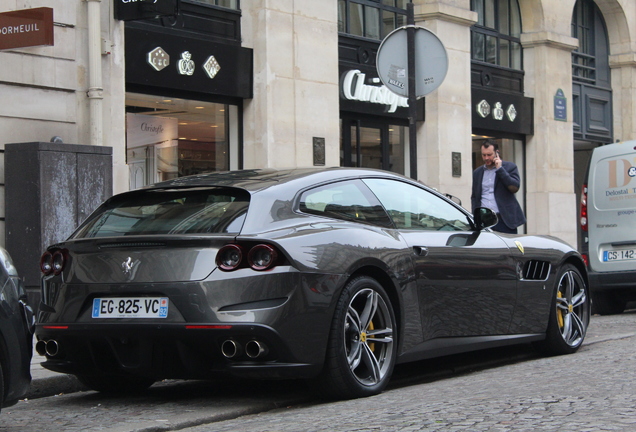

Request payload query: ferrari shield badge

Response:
[514,241,525,255]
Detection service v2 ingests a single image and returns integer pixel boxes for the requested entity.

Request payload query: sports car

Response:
[35,167,590,399]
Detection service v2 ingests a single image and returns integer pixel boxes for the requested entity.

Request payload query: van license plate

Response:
[92,298,168,318]
[603,249,636,262]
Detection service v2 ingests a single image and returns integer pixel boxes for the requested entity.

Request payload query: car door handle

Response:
[413,246,429,256]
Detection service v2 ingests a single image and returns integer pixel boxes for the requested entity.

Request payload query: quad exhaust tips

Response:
[221,339,242,359]
[245,340,268,359]
[35,339,61,357]
[221,339,268,359]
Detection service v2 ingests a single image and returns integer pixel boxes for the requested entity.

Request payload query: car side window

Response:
[363,179,472,231]
[299,180,393,228]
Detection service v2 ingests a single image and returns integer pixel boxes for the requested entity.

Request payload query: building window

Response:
[187,0,239,9]
[125,94,234,189]
[571,0,596,84]
[338,0,409,40]
[470,0,522,70]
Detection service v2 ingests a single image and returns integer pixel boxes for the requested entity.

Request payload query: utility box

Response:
[5,142,112,307]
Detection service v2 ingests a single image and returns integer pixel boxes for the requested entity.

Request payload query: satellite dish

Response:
[376,26,448,98]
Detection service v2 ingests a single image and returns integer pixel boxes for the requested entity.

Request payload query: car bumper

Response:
[36,322,323,380]
[588,269,636,293]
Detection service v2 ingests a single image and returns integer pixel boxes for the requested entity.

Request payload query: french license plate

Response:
[603,249,636,262]
[92,297,168,318]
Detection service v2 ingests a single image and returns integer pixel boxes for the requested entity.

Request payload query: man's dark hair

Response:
[481,139,499,152]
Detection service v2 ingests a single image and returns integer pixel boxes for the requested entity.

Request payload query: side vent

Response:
[522,260,551,281]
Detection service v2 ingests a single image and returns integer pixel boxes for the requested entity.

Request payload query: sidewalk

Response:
[26,343,86,399]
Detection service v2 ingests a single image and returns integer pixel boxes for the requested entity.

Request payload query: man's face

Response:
[481,146,496,168]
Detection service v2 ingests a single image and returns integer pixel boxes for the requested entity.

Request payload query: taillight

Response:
[248,244,278,271]
[216,244,244,271]
[582,253,589,267]
[40,249,67,275]
[40,251,53,275]
[216,243,281,271]
[580,183,588,232]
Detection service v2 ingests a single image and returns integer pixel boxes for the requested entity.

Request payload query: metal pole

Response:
[407,3,417,180]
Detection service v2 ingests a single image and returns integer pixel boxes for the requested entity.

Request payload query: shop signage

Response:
[126,113,178,149]
[342,69,409,113]
[476,99,517,123]
[147,46,222,80]
[126,27,253,99]
[554,88,567,121]
[0,7,53,51]
[472,88,533,136]
[115,0,179,21]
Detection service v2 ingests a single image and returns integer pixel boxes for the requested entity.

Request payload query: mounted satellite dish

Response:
[376,26,448,98]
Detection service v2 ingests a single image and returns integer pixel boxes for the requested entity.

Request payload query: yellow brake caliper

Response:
[557,291,564,328]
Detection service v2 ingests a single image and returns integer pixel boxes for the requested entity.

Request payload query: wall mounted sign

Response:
[0,7,53,51]
[476,99,516,122]
[554,88,567,121]
[115,0,179,21]
[126,27,253,99]
[342,69,409,113]
[146,46,221,79]
[472,88,534,136]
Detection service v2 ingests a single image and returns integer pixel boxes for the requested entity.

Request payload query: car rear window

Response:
[72,188,250,238]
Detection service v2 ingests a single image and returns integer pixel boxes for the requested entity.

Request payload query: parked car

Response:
[35,168,589,399]
[580,141,636,314]
[0,247,34,412]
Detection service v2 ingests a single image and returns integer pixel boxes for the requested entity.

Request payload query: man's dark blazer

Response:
[471,161,526,229]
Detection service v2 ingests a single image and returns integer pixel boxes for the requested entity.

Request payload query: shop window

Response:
[125,94,232,189]
[338,0,408,40]
[470,0,522,70]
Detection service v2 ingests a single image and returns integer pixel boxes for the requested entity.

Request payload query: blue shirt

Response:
[480,166,499,213]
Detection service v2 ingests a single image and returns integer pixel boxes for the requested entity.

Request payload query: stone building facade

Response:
[1,0,635,272]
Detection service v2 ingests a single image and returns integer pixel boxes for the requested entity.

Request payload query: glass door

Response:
[340,118,407,175]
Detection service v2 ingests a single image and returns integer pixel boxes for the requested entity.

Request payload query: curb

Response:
[26,374,87,399]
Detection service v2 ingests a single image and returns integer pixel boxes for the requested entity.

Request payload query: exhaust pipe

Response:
[35,340,47,356]
[221,340,242,359]
[45,340,60,357]
[36,339,61,357]
[245,340,268,359]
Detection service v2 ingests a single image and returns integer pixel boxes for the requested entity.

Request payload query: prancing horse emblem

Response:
[122,257,135,275]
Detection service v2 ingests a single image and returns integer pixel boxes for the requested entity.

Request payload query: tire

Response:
[591,291,626,316]
[537,264,590,355]
[0,360,4,412]
[77,374,155,393]
[313,276,397,400]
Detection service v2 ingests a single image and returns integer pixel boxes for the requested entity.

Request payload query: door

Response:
[341,118,407,175]
[363,178,518,338]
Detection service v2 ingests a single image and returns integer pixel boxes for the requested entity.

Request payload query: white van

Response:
[580,141,636,314]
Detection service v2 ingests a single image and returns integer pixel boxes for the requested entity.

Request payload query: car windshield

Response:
[73,187,250,238]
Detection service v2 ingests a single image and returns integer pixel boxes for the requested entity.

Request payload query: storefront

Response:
[338,39,422,178]
[122,3,252,189]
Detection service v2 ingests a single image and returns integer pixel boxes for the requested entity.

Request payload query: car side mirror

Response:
[474,207,498,231]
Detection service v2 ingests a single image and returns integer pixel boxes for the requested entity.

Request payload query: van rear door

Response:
[587,143,636,273]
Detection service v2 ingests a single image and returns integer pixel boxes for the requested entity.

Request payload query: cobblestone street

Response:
[2,312,634,432]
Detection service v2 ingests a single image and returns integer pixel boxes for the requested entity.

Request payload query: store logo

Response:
[507,104,517,122]
[341,69,408,113]
[147,47,169,71]
[476,99,517,122]
[203,56,221,79]
[178,51,195,76]
[476,100,490,118]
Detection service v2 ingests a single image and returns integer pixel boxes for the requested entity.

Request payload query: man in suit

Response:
[471,140,526,234]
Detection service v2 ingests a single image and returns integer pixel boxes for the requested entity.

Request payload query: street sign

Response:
[376,26,448,98]
[0,7,53,51]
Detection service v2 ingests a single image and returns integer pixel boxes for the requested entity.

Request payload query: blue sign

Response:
[554,88,567,121]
